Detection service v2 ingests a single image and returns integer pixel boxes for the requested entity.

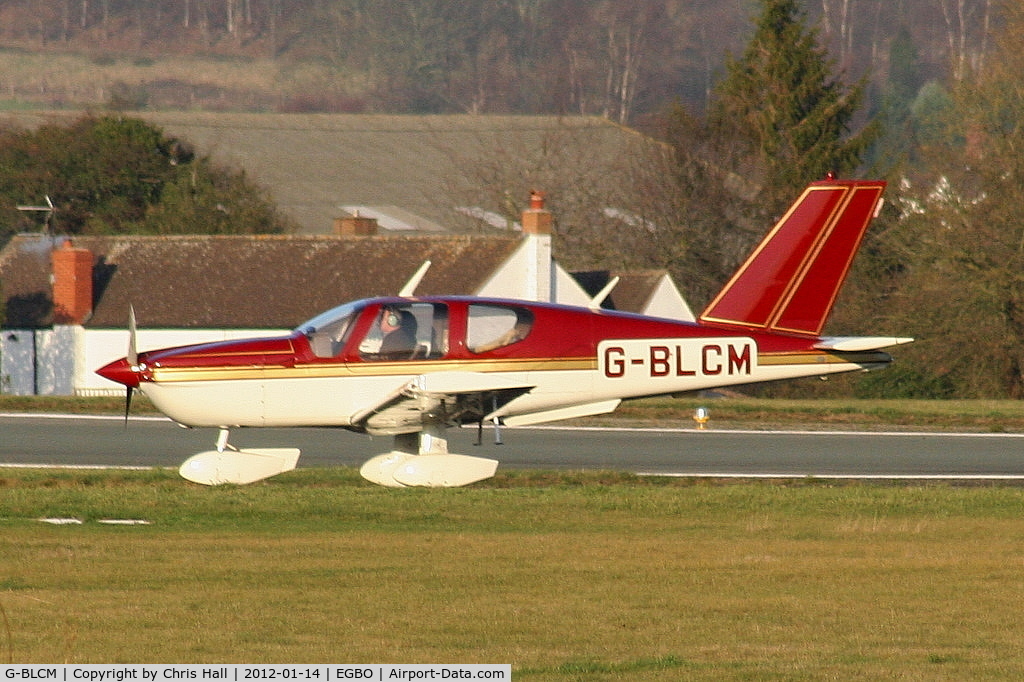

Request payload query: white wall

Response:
[476,237,594,306]
[1,330,37,395]
[74,327,288,395]
[80,328,288,396]
[642,274,696,322]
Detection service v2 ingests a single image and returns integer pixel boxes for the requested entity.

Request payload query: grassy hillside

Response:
[0,50,356,112]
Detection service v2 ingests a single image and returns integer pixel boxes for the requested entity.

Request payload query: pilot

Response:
[378,308,418,359]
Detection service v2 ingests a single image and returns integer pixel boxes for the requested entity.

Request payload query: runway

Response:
[4,412,1024,480]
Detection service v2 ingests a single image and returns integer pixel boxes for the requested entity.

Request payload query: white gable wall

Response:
[475,234,594,306]
[552,265,594,307]
[642,274,696,322]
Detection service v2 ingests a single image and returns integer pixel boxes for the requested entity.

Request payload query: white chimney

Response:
[521,191,553,302]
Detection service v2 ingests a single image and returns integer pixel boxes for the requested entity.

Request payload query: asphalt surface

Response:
[4,413,1024,479]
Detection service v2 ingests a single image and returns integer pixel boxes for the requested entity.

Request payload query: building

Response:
[2,112,647,235]
[1,197,693,395]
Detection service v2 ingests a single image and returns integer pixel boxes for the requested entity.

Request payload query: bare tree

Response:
[596,4,650,124]
[937,0,991,81]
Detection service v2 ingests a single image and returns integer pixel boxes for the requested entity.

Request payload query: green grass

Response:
[7,395,1024,431]
[0,394,153,415]
[2,468,1024,678]
[604,397,1024,431]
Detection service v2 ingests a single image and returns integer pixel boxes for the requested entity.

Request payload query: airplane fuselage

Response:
[103,296,890,432]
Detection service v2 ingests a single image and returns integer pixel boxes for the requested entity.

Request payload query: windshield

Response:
[297,302,361,358]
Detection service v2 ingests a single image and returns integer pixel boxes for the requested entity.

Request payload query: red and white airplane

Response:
[97,178,911,487]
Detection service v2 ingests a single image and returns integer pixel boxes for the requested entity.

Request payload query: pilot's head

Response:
[381,307,402,333]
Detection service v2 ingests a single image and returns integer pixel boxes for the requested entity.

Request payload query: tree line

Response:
[446,0,1024,400]
[0,0,996,122]
[671,0,1024,399]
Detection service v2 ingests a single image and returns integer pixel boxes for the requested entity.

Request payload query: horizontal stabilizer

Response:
[179,448,301,485]
[814,337,915,351]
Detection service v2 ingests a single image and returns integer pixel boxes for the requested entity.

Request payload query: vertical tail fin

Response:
[699,179,886,337]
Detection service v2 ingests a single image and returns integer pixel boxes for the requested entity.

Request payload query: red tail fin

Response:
[699,179,886,337]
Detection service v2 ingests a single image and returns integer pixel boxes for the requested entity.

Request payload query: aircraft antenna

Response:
[399,260,432,296]
[16,195,54,233]
[588,276,620,309]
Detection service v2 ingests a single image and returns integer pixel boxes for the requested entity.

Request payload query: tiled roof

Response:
[1,112,636,235]
[571,269,666,313]
[1,233,520,328]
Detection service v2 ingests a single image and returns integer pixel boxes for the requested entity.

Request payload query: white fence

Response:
[1,326,287,396]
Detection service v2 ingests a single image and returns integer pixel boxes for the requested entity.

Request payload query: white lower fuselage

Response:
[138,335,888,431]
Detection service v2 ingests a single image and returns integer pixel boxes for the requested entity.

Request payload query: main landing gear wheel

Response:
[179,428,301,485]
[359,429,498,487]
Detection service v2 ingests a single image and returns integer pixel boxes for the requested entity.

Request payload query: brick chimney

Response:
[52,240,94,324]
[333,213,379,236]
[521,190,553,301]
[522,190,552,234]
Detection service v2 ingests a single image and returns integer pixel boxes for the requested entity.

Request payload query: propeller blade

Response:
[125,305,138,429]
[127,304,138,367]
[123,386,134,430]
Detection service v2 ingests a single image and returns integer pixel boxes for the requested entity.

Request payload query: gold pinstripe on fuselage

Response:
[146,350,885,384]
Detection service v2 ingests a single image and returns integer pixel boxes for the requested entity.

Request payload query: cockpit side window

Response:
[358,303,449,361]
[300,304,359,358]
[467,304,534,353]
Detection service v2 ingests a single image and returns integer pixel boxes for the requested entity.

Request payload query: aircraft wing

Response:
[350,371,536,435]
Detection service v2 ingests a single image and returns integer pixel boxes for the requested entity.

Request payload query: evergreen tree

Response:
[708,0,875,219]
[662,0,876,303]
[869,25,925,172]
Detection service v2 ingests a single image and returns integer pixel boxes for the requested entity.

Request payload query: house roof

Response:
[1,233,520,329]
[1,112,638,235]
[572,270,664,313]
[0,113,691,330]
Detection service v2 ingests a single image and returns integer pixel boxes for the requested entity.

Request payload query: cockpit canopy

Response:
[297,299,534,360]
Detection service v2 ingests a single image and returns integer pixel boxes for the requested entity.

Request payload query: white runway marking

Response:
[6,412,1024,439]
[527,424,1024,439]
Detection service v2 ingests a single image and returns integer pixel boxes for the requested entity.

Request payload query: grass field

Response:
[6,394,1024,431]
[2,467,1024,678]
